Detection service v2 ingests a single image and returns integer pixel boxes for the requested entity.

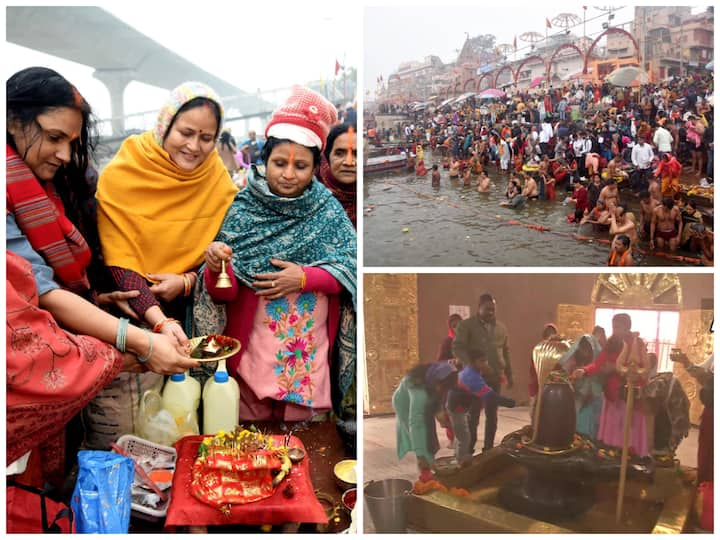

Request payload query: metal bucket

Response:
[364,478,413,533]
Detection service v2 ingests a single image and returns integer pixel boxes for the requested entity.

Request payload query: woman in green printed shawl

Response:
[196,87,356,446]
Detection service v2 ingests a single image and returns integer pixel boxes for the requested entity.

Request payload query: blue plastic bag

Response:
[71,450,134,533]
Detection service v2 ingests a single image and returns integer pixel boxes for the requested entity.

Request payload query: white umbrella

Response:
[606,66,649,87]
[454,92,476,104]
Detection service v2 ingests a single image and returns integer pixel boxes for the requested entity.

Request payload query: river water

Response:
[363,168,694,267]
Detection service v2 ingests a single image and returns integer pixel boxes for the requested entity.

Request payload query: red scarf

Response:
[6,251,122,484]
[6,145,92,293]
[318,156,356,228]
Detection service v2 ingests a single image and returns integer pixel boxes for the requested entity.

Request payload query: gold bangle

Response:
[183,273,192,297]
[300,271,307,291]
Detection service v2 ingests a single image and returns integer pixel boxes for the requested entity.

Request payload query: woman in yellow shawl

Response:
[97,82,237,347]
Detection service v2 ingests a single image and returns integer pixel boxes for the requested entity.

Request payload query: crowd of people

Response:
[367,72,714,266]
[393,301,713,507]
[6,67,357,526]
[393,293,516,478]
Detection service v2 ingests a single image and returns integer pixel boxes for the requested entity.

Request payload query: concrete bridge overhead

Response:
[7,6,272,135]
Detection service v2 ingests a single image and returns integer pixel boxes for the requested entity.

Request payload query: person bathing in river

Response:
[514,153,524,174]
[449,158,460,179]
[609,205,638,247]
[431,164,440,186]
[462,166,472,187]
[500,177,525,208]
[650,197,682,251]
[469,150,483,175]
[638,191,659,240]
[648,175,662,204]
[687,224,713,266]
[521,173,539,199]
[680,200,703,248]
[587,173,603,211]
[538,155,550,178]
[580,199,610,226]
[477,171,491,193]
[568,180,589,223]
[416,158,428,176]
[542,173,556,201]
[608,234,634,266]
[598,177,620,212]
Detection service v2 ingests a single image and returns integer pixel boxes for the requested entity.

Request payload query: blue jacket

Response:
[446,366,494,413]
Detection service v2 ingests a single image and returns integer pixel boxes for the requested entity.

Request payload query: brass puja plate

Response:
[188,335,241,362]
[334,459,357,489]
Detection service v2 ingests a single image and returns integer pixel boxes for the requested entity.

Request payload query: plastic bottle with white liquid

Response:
[161,371,201,435]
[202,359,240,434]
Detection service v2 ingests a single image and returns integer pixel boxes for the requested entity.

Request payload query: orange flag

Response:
[546,17,552,28]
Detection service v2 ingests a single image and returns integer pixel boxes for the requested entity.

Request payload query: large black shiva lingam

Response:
[498,340,655,521]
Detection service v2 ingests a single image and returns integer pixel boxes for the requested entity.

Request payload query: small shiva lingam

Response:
[499,339,655,521]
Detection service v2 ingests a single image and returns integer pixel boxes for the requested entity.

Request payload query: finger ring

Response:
[272,281,276,288]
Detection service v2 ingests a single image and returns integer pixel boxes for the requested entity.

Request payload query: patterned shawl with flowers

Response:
[194,166,356,414]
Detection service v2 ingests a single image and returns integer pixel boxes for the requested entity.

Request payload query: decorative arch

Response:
[477,72,494,92]
[591,273,682,307]
[584,28,640,73]
[464,78,476,92]
[494,65,514,88]
[546,43,585,80]
[453,81,462,94]
[514,55,547,85]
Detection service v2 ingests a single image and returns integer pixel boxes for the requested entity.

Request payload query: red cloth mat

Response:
[165,435,327,527]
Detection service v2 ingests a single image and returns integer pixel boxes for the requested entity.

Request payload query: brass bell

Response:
[216,259,232,288]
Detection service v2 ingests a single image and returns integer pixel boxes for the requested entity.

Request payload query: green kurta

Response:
[392,377,435,464]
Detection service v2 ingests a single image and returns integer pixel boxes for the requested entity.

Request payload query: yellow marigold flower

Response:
[216,430,226,438]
